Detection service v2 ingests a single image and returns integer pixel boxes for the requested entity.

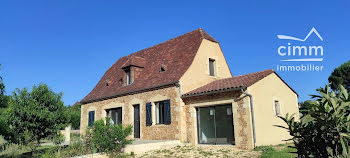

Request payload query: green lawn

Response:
[255,144,297,158]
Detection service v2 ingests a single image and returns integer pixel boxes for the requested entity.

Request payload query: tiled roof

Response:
[182,69,275,97]
[81,28,217,104]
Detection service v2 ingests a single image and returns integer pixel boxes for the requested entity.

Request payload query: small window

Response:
[274,101,281,116]
[88,111,95,127]
[160,66,166,72]
[209,59,215,76]
[155,99,171,125]
[125,69,131,85]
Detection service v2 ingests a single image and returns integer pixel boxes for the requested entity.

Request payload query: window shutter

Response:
[88,111,95,127]
[92,111,95,125]
[88,112,91,127]
[146,102,152,126]
[163,99,171,125]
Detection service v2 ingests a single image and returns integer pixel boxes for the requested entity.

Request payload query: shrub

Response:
[86,117,133,157]
[1,143,21,158]
[278,85,350,157]
[0,135,7,151]
[60,140,92,157]
[53,133,64,145]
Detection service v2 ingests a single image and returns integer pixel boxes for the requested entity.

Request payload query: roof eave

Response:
[181,86,245,98]
[81,81,180,104]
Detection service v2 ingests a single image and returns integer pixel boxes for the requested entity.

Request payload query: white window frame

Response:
[209,58,216,77]
[126,69,131,85]
[274,100,281,116]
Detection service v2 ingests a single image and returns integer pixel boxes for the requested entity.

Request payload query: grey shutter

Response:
[88,111,95,127]
[164,99,171,125]
[146,102,152,126]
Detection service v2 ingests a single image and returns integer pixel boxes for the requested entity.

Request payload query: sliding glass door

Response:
[197,104,234,145]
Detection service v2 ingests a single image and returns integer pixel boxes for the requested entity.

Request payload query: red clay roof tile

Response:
[81,28,216,104]
[182,69,275,96]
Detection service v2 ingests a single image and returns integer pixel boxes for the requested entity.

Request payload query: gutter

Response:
[241,88,257,148]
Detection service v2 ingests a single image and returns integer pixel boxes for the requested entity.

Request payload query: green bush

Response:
[278,85,350,157]
[0,143,21,158]
[86,117,133,157]
[0,135,7,151]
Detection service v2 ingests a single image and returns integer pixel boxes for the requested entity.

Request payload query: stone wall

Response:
[80,86,183,140]
[182,91,254,149]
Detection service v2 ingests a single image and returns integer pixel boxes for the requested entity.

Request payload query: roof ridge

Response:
[231,69,274,78]
[119,28,205,59]
[198,28,218,43]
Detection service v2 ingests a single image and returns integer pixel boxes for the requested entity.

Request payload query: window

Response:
[88,111,95,127]
[106,108,122,125]
[274,100,281,116]
[155,99,171,125]
[160,66,166,72]
[125,69,131,85]
[209,59,215,76]
[155,101,165,124]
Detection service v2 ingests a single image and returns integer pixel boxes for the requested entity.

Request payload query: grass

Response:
[0,144,56,158]
[255,144,297,158]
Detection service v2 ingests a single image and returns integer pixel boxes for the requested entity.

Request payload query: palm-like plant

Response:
[278,85,350,157]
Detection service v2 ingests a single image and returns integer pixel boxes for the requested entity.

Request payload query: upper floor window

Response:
[125,69,131,85]
[274,100,281,116]
[209,59,215,76]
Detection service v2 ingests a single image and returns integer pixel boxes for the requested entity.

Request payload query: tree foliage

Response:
[0,64,12,141]
[65,103,81,129]
[0,64,6,109]
[329,60,350,90]
[8,83,67,150]
[278,85,350,157]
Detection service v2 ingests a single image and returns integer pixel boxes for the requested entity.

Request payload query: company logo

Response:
[276,27,324,72]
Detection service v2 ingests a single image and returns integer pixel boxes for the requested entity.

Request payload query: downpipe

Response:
[241,88,257,148]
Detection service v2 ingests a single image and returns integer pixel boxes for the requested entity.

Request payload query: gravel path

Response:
[138,145,261,158]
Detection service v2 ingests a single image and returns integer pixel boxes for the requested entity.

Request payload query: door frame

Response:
[133,104,140,139]
[196,104,234,145]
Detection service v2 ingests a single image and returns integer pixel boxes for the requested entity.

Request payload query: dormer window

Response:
[160,65,166,72]
[125,68,131,85]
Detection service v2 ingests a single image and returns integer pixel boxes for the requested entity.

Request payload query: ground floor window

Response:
[155,99,171,125]
[197,104,234,145]
[88,111,95,127]
[106,107,122,124]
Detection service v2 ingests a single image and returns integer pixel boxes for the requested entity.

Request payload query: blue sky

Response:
[0,1,349,105]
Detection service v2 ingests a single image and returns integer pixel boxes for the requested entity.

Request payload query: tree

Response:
[65,102,81,129]
[0,64,12,141]
[8,83,67,153]
[329,60,350,90]
[278,85,350,157]
[0,64,6,109]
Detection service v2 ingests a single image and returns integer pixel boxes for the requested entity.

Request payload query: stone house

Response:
[80,28,299,149]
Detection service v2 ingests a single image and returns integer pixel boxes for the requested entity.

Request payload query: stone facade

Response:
[182,91,255,149]
[81,86,254,149]
[80,86,183,140]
